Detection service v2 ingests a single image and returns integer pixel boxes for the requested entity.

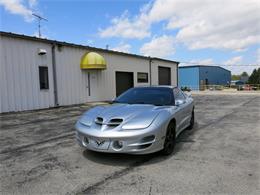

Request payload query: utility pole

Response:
[32,13,48,38]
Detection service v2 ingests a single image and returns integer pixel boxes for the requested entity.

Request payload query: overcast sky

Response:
[0,0,259,74]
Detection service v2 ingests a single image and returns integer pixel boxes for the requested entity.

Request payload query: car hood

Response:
[79,103,167,130]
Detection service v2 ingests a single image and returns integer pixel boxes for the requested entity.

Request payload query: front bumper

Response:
[75,121,166,154]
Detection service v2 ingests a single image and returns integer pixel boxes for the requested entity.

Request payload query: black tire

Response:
[187,109,194,130]
[161,122,176,155]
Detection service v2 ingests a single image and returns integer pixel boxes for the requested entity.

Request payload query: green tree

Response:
[241,72,248,77]
[257,68,260,84]
[231,75,240,80]
[248,68,260,84]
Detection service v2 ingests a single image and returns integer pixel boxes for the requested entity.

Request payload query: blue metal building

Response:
[178,65,231,90]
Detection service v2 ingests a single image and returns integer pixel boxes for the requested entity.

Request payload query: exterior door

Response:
[158,66,171,85]
[84,71,100,102]
[81,71,90,103]
[116,71,134,96]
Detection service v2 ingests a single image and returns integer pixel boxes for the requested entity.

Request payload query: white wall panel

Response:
[0,34,178,112]
[151,59,178,86]
[55,47,89,106]
[97,52,151,101]
[55,48,152,105]
[0,36,54,112]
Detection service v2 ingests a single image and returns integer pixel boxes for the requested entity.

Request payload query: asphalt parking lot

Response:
[0,93,259,194]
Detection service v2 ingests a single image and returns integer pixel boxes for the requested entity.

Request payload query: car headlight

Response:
[78,115,92,127]
[122,112,161,130]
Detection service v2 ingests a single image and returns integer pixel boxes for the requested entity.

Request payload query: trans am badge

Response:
[95,140,105,146]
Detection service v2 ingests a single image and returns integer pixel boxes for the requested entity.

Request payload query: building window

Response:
[39,66,49,90]
[137,72,148,83]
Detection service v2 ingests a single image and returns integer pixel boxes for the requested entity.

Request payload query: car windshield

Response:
[114,87,174,106]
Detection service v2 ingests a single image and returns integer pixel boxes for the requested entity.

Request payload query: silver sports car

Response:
[75,86,194,155]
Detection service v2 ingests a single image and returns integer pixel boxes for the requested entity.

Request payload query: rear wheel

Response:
[161,122,176,155]
[187,109,194,130]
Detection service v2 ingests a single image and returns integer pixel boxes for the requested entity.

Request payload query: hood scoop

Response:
[108,118,123,126]
[95,117,103,125]
[95,117,123,128]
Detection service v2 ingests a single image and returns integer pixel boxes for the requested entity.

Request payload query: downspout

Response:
[176,62,179,87]
[149,56,152,86]
[51,44,59,106]
[198,66,201,90]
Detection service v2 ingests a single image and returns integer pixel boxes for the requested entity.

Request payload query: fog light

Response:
[113,140,123,150]
[83,137,89,145]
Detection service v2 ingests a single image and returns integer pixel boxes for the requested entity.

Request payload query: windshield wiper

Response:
[135,102,146,104]
[131,102,156,105]
[112,100,131,104]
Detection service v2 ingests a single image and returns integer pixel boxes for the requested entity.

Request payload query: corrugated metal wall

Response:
[0,34,178,113]
[199,66,231,85]
[99,51,152,100]
[178,67,200,90]
[151,59,178,86]
[178,66,231,90]
[0,36,55,112]
[55,46,89,106]
[54,47,153,106]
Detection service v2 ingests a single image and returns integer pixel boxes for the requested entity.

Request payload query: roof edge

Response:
[0,31,179,64]
[179,65,231,72]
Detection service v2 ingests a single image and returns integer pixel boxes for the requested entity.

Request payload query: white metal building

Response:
[0,32,179,113]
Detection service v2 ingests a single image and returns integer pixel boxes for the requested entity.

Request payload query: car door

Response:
[180,90,193,126]
[181,91,193,117]
[173,88,189,134]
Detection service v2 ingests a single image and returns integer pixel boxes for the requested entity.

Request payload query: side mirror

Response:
[107,99,114,104]
[175,99,185,106]
[110,99,119,104]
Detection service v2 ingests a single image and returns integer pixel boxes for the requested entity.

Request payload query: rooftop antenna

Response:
[32,13,48,38]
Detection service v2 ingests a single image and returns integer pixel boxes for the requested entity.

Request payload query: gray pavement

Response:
[0,93,259,194]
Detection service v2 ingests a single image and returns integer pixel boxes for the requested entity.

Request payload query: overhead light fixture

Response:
[38,48,47,55]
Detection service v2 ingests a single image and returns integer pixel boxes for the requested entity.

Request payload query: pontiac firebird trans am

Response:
[75,86,194,155]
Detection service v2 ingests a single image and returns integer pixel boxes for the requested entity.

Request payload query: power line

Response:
[179,61,260,67]
[32,13,48,38]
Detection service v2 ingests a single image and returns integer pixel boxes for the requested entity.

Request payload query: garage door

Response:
[116,71,134,96]
[158,66,171,85]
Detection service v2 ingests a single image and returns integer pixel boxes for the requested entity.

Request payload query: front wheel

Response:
[161,122,176,155]
[187,109,194,130]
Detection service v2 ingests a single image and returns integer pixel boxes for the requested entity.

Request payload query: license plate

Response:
[89,137,110,150]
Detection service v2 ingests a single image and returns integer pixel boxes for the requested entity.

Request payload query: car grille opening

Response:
[141,135,155,143]
[137,143,152,149]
